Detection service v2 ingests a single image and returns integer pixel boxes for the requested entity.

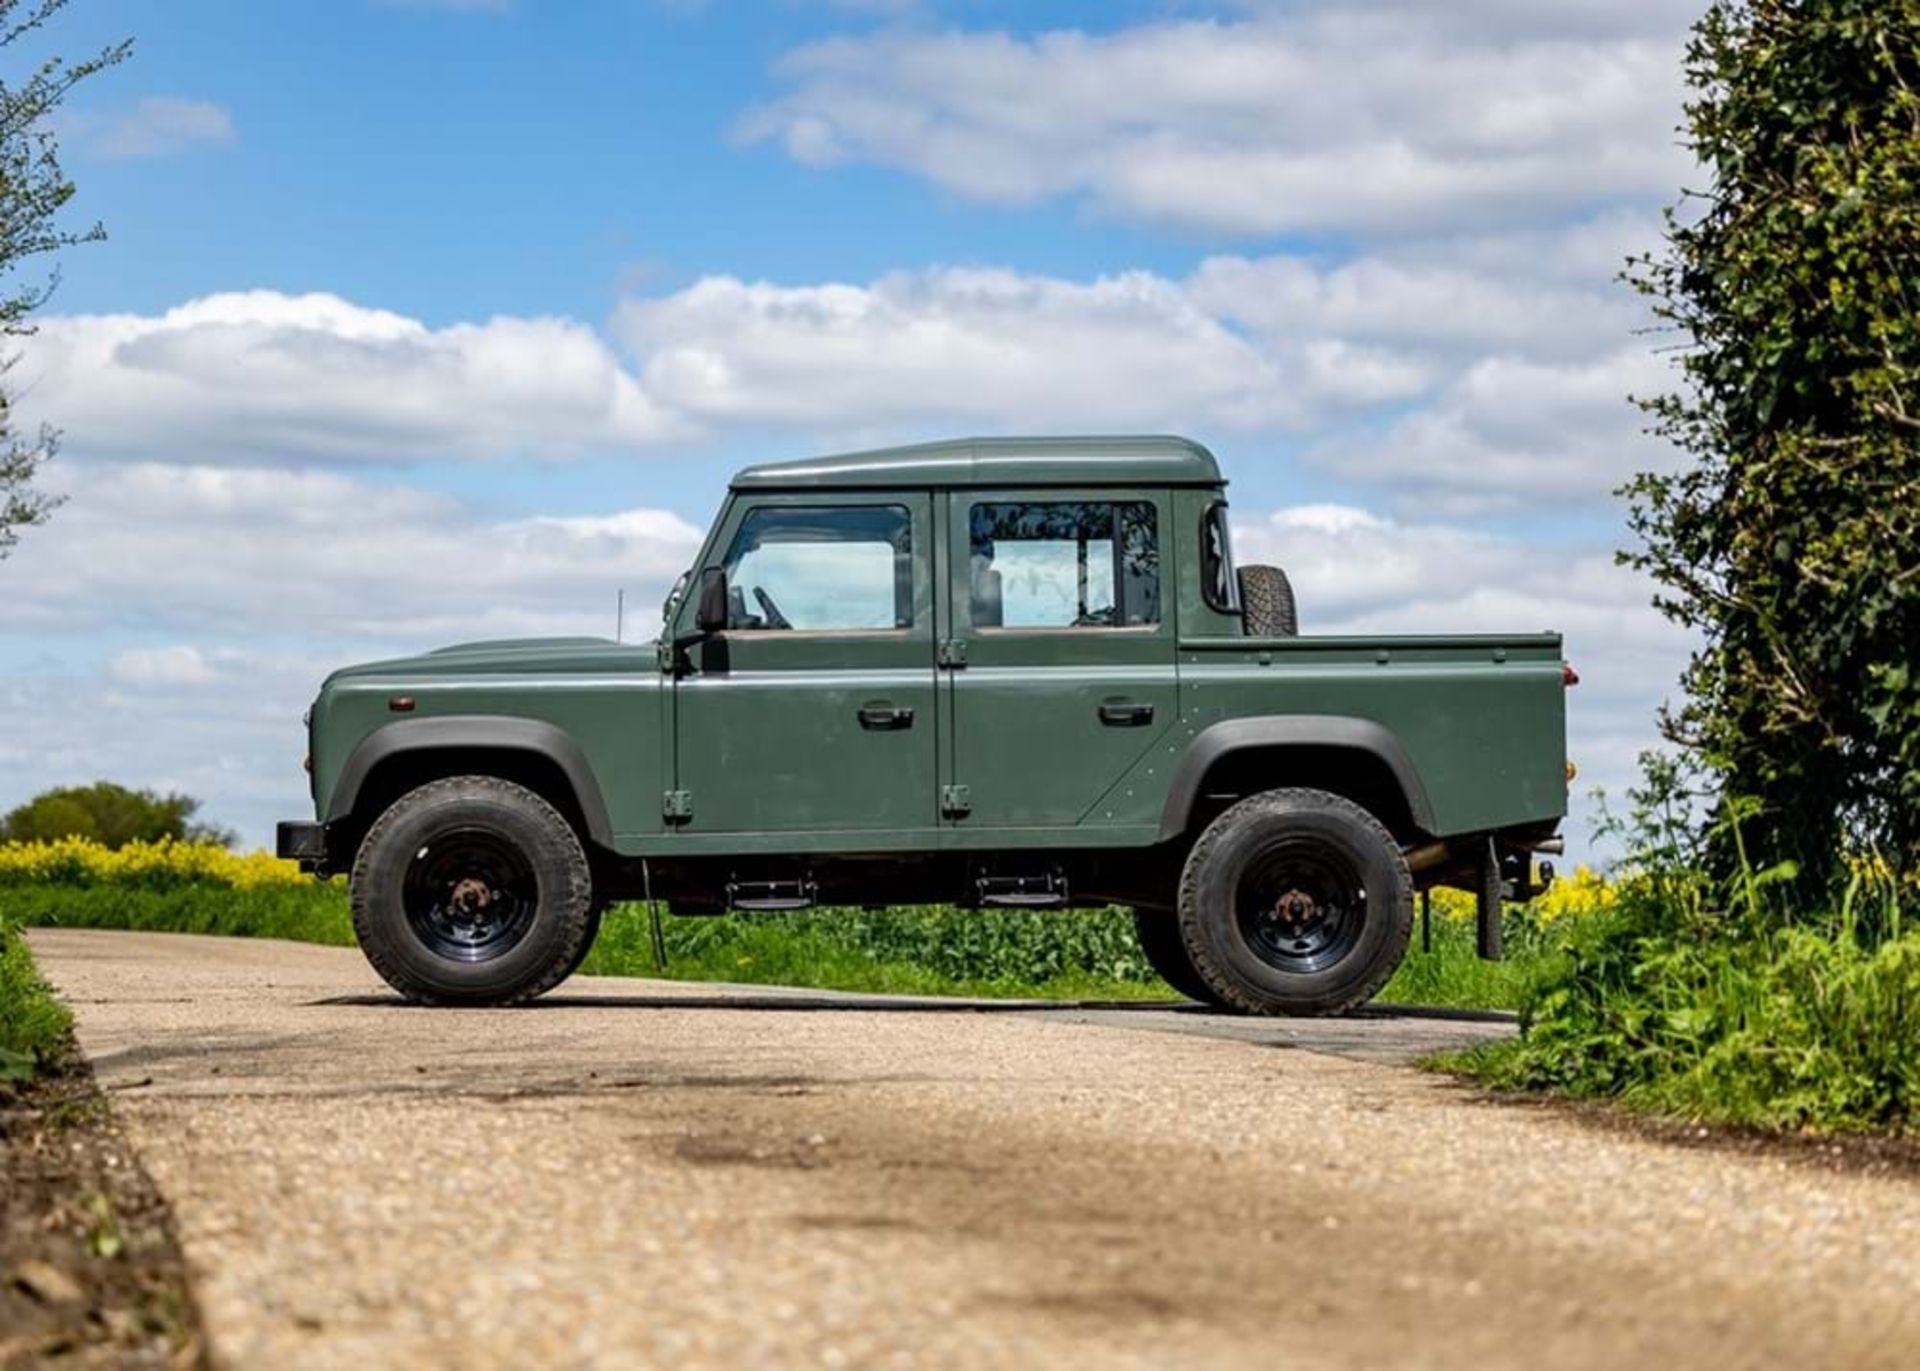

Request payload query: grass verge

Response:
[3,884,354,949]
[0,915,72,1082]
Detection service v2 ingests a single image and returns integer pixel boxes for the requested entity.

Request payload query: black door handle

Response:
[858,704,915,731]
[1098,700,1155,727]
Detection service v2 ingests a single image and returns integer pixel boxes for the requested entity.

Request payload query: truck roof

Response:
[731,435,1224,492]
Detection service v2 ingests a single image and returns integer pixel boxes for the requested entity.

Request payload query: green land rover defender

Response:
[278,436,1571,1015]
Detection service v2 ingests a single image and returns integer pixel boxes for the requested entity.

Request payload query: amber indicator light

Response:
[388,696,417,713]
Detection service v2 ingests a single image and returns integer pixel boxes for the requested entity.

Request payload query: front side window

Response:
[722,505,912,631]
[1201,501,1241,614]
[969,501,1159,629]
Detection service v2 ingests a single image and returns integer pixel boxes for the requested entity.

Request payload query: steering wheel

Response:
[752,585,793,630]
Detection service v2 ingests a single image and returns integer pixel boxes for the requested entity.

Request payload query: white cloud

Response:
[0,463,704,643]
[741,13,1691,235]
[1187,249,1647,361]
[68,97,237,160]
[618,266,1428,432]
[13,291,679,464]
[1234,1,1701,41]
[1305,348,1679,511]
[0,657,328,849]
[108,645,222,686]
[14,230,1662,503]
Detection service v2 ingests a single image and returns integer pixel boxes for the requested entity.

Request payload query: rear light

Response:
[1562,662,1580,687]
[1566,761,1579,783]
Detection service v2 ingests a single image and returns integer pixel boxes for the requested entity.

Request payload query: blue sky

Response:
[3,0,1703,848]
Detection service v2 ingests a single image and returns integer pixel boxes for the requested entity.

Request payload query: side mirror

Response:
[695,567,729,633]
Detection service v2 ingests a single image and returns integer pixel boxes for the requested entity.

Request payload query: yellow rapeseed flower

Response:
[0,837,307,890]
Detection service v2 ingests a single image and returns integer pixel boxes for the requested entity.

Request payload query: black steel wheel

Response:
[1234,840,1367,976]
[1178,788,1412,1016]
[401,830,540,963]
[350,776,595,1006]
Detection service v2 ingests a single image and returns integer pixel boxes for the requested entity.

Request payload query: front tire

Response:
[350,776,595,1006]
[1177,788,1412,1016]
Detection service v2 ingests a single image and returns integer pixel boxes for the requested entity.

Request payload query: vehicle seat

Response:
[727,584,761,630]
[972,562,1004,627]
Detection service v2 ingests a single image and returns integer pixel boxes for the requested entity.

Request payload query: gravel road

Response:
[27,927,1920,1371]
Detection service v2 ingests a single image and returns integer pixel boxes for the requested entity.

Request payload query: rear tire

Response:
[556,904,605,984]
[1177,788,1412,1016]
[1238,564,1298,637]
[1131,908,1220,1005]
[350,776,595,1006]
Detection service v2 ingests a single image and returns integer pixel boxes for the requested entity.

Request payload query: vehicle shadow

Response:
[313,990,1515,1024]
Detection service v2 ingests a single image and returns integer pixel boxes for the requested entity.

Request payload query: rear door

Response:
[941,489,1178,830]
[673,492,938,836]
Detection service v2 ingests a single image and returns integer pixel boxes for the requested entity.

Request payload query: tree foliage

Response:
[0,781,235,849]
[0,0,128,559]
[1624,0,1920,904]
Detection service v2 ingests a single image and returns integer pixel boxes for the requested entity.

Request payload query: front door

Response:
[673,493,938,837]
[943,489,1178,830]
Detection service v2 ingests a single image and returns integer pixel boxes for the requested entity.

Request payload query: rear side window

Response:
[722,505,912,631]
[1201,501,1241,614]
[969,501,1159,629]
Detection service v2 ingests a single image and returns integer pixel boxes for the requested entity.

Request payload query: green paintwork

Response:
[301,437,1568,861]
[731,435,1224,492]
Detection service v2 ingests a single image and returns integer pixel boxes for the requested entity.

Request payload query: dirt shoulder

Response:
[0,1040,204,1370]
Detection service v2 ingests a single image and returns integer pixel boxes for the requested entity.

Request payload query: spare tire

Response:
[1238,564,1298,637]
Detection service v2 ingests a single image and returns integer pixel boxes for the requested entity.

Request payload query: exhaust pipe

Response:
[1403,841,1451,874]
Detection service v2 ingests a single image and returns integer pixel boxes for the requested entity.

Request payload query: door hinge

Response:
[937,639,968,669]
[941,784,972,819]
[663,790,694,822]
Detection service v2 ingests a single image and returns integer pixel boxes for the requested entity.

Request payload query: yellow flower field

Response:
[0,837,310,890]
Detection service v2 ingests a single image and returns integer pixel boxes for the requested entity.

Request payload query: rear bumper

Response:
[275,820,328,874]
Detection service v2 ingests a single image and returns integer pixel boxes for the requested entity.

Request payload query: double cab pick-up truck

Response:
[279,436,1570,1015]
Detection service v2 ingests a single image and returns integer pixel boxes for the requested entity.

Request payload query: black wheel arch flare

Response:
[326,716,616,847]
[1157,716,1437,842]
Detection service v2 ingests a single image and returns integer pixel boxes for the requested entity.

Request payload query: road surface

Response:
[27,928,1920,1370]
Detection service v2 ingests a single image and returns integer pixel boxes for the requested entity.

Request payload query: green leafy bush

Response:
[0,783,235,850]
[1624,0,1920,903]
[1461,760,1920,1133]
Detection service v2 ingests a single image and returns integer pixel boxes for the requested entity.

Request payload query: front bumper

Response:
[275,820,328,873]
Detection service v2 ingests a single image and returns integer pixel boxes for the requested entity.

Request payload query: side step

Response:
[726,877,818,912]
[976,870,1069,909]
